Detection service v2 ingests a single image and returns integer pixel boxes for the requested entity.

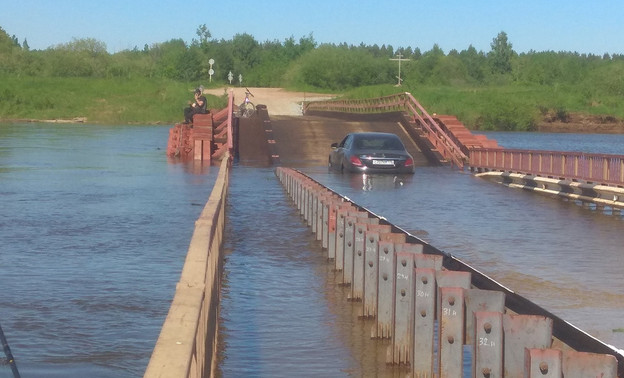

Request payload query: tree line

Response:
[2,25,623,94]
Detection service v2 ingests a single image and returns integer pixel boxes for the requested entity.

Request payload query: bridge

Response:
[146,90,624,377]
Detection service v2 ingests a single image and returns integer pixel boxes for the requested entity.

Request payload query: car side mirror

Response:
[331,142,338,148]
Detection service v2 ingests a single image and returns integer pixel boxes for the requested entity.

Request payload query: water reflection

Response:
[166,157,219,175]
[342,173,414,191]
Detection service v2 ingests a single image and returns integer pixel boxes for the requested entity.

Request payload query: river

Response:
[1,123,623,377]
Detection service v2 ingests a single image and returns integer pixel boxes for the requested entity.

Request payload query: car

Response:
[328,132,415,174]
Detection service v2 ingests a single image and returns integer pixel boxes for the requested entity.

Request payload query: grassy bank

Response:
[344,83,624,131]
[2,76,623,130]
[0,76,228,124]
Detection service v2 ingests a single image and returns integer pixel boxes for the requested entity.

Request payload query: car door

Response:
[330,134,351,168]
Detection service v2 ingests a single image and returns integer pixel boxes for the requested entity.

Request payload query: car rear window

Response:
[355,136,404,150]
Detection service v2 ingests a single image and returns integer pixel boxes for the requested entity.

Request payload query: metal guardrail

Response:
[470,148,624,187]
[144,153,230,378]
[304,92,467,168]
[275,167,623,377]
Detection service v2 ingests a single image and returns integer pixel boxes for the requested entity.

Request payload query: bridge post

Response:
[342,215,356,285]
[298,179,307,217]
[503,314,553,378]
[465,289,505,345]
[320,195,330,248]
[562,350,618,377]
[350,222,368,301]
[473,311,503,378]
[309,184,316,228]
[435,270,471,325]
[438,286,465,377]
[412,268,436,376]
[414,254,443,270]
[335,208,350,272]
[327,202,338,259]
[525,348,562,377]
[328,202,351,261]
[315,192,327,241]
[350,219,381,301]
[373,240,396,339]
[388,251,415,365]
[363,230,380,318]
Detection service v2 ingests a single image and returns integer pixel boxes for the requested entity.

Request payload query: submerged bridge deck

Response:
[145,92,624,377]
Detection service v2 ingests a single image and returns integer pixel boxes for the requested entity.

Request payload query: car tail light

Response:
[405,157,414,167]
[350,156,364,166]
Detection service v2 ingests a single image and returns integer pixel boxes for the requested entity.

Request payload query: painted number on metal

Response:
[396,272,409,280]
[478,337,496,347]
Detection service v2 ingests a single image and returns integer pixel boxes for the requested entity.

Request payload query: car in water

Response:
[328,132,415,174]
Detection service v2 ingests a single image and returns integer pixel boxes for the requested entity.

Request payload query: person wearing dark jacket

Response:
[184,88,208,123]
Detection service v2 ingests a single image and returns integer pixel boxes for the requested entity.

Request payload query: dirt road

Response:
[204,87,336,116]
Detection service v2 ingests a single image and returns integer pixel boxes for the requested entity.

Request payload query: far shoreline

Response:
[3,108,623,134]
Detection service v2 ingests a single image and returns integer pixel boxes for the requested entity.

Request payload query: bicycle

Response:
[238,88,255,118]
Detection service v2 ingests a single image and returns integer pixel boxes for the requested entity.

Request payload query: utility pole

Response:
[389,53,410,86]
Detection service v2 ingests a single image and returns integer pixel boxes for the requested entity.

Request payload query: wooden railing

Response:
[470,148,624,186]
[144,152,230,378]
[304,92,468,168]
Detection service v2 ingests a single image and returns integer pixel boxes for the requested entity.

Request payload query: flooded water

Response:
[0,122,217,377]
[1,124,623,378]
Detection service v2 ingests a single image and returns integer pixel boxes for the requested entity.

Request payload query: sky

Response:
[1,0,623,56]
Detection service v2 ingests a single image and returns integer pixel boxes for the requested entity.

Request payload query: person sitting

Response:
[183,88,208,123]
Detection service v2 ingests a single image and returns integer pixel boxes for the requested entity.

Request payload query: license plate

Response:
[372,159,394,166]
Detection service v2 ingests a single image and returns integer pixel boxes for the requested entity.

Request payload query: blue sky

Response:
[1,0,622,55]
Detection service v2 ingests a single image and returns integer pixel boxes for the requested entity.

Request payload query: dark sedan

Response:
[328,132,415,174]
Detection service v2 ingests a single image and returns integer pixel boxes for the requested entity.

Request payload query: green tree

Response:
[412,44,445,84]
[488,31,514,74]
[151,39,189,79]
[298,45,392,90]
[231,33,259,71]
[459,45,486,83]
[0,26,17,53]
[195,24,212,47]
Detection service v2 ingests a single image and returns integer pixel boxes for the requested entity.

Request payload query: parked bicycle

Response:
[238,88,255,118]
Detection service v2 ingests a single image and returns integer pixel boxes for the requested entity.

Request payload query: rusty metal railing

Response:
[276,167,623,377]
[144,153,230,378]
[304,92,467,168]
[470,148,624,186]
